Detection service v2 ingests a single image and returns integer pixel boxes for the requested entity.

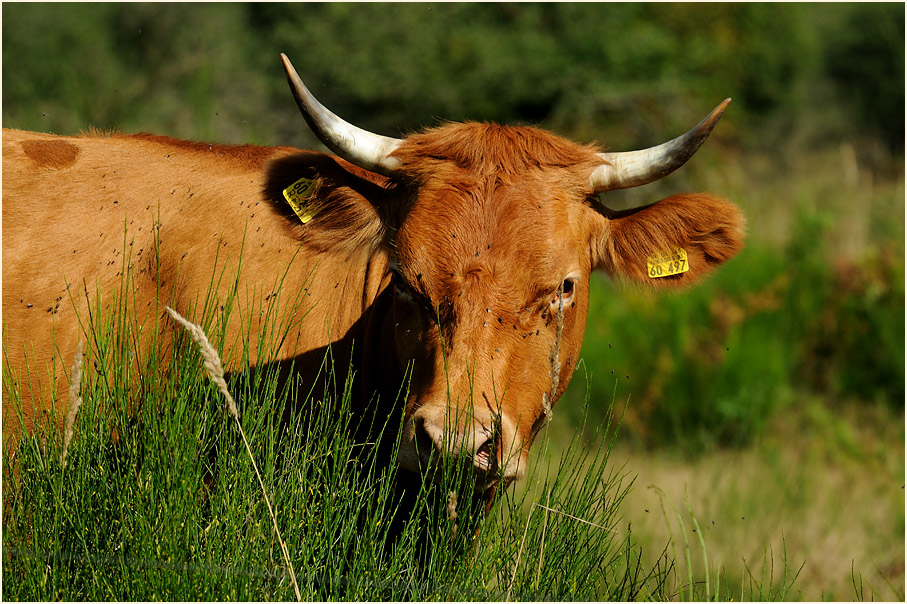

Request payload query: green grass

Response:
[3,266,821,601]
[603,395,905,601]
[1,273,676,601]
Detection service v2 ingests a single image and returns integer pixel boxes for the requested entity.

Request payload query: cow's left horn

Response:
[589,98,731,194]
[281,53,403,176]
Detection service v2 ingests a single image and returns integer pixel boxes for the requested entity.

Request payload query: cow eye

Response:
[551,278,577,308]
[562,279,575,297]
[391,270,413,299]
[391,270,437,315]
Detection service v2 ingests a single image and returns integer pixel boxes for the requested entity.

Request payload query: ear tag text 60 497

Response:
[282,177,321,223]
[647,248,689,278]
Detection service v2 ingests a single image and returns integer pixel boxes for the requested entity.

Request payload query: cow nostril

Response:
[414,416,439,462]
[474,436,496,471]
[412,415,501,473]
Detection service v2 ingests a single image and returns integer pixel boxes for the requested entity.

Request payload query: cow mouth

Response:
[403,431,523,495]
[397,408,525,495]
[412,452,503,494]
[427,468,506,498]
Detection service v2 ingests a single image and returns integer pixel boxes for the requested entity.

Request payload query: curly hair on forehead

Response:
[391,121,604,180]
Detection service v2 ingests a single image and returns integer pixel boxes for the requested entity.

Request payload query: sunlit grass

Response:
[1,262,684,601]
[604,396,905,601]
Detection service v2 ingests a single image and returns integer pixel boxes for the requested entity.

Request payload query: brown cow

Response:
[2,54,744,497]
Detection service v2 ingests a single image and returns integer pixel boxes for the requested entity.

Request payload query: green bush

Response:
[562,203,905,452]
[4,3,903,152]
[568,244,794,451]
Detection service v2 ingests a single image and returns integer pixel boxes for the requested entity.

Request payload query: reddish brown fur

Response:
[21,139,81,169]
[2,120,744,489]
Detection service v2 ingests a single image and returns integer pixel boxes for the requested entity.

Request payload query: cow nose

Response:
[413,415,497,472]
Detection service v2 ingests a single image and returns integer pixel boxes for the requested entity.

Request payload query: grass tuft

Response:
[164,305,301,601]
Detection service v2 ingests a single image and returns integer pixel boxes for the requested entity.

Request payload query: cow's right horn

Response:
[281,53,402,176]
[589,98,731,194]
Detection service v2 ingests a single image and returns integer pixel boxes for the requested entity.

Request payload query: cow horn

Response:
[589,98,731,195]
[281,53,403,176]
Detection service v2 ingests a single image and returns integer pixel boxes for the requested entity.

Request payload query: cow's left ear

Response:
[592,193,745,287]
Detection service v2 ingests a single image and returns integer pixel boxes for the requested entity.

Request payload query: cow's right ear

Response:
[591,193,745,287]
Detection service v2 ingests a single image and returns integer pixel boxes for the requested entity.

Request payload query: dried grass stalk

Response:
[61,339,84,469]
[164,307,237,418]
[545,287,566,412]
[507,503,535,601]
[165,306,301,601]
[447,490,459,538]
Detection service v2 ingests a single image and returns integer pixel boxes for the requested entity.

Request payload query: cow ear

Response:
[592,193,745,287]
[265,151,393,252]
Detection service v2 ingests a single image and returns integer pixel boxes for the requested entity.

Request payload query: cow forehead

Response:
[388,122,602,298]
[392,121,604,180]
[394,175,590,303]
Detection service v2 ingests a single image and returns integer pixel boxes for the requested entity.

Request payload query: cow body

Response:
[3,58,745,498]
[2,130,387,438]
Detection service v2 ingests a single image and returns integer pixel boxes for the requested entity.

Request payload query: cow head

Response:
[281,55,744,493]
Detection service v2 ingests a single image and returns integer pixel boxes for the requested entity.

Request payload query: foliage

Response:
[566,179,905,452]
[821,3,906,152]
[3,3,903,152]
[2,5,903,599]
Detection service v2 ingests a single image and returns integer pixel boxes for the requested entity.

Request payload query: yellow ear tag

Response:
[282,177,321,224]
[647,248,689,278]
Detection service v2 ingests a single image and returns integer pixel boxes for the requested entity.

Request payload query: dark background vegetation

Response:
[3,2,903,452]
[3,3,904,152]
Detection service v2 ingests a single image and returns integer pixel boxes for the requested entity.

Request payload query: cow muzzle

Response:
[400,404,525,490]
